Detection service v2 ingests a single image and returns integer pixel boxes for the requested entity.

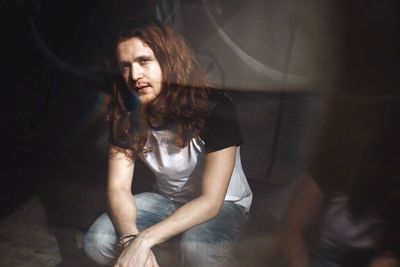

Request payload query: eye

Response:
[139,58,150,65]
[119,63,130,71]
[137,56,154,66]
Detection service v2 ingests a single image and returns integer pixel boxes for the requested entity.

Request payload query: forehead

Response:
[116,37,155,60]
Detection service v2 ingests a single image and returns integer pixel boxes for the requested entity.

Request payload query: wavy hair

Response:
[106,19,214,158]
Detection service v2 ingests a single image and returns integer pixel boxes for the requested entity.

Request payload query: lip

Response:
[136,85,150,95]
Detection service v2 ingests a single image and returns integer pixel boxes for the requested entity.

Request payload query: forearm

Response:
[276,174,324,267]
[138,195,221,247]
[136,147,235,247]
[277,227,310,267]
[115,147,235,266]
[108,187,139,236]
[369,252,399,267]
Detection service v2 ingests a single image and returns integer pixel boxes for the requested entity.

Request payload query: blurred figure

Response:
[277,100,400,267]
[277,1,400,266]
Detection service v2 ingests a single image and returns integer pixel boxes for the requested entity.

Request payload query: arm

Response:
[116,146,237,267]
[369,252,399,267]
[276,173,325,267]
[108,145,159,267]
[141,145,236,243]
[107,145,139,236]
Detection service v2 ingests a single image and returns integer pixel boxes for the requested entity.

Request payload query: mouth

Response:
[136,85,150,95]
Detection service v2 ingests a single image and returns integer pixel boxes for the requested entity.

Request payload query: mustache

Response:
[135,81,151,89]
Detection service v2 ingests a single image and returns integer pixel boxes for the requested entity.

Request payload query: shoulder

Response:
[207,91,238,120]
[202,91,243,153]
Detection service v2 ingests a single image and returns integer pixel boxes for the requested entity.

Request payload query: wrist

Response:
[137,229,157,248]
[119,233,138,248]
[118,225,139,238]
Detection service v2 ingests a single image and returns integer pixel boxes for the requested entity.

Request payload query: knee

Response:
[180,240,235,267]
[83,229,117,265]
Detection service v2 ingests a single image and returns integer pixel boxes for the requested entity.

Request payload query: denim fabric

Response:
[84,192,248,267]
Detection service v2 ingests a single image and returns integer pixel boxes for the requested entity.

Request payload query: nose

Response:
[130,63,143,81]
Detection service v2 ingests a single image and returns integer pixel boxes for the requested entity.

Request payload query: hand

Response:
[146,251,159,267]
[114,238,159,267]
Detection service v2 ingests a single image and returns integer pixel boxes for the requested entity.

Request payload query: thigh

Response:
[84,212,119,265]
[84,192,176,248]
[134,192,177,230]
[135,193,179,266]
[182,201,247,243]
[84,192,177,264]
[179,202,248,267]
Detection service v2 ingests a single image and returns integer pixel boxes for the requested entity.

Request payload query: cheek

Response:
[152,63,163,83]
[157,69,163,83]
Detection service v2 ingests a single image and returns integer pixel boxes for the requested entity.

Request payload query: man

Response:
[84,19,252,267]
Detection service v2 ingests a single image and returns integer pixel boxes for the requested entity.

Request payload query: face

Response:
[116,37,163,105]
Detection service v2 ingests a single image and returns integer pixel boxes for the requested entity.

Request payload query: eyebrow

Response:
[118,55,154,64]
[135,55,154,61]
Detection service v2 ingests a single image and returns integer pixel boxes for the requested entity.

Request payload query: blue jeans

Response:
[84,192,248,267]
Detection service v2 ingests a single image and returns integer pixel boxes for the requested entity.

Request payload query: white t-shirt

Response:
[140,129,252,210]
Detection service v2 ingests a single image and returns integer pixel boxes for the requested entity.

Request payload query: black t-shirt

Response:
[201,93,243,152]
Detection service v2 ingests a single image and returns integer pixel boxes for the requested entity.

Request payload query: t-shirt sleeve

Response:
[202,94,243,153]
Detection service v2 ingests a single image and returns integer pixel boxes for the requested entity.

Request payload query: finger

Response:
[143,254,154,267]
[150,252,159,267]
[114,257,124,267]
[144,258,153,267]
[152,257,160,267]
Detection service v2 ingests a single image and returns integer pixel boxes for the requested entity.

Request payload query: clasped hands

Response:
[114,235,159,267]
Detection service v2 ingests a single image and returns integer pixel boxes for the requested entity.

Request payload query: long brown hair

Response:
[107,19,214,158]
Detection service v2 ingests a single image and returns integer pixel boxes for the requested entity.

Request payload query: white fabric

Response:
[315,194,383,259]
[139,127,253,211]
